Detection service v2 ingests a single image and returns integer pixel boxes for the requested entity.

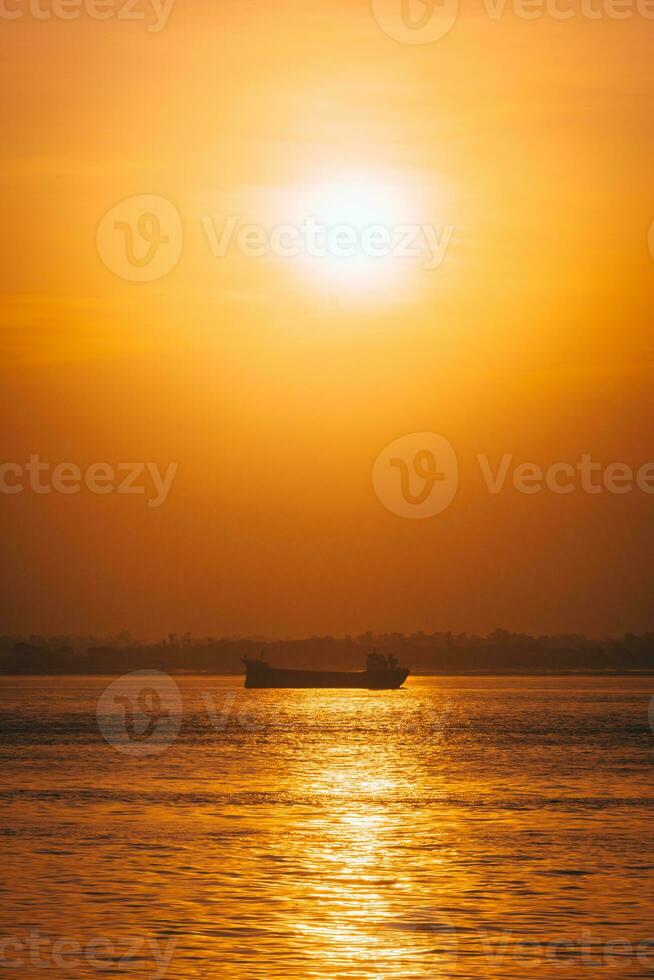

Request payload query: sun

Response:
[280,174,418,297]
[298,178,402,230]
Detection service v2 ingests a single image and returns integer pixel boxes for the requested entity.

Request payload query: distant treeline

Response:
[1,630,654,674]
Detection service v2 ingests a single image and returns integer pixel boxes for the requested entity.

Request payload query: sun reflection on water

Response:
[287,739,458,978]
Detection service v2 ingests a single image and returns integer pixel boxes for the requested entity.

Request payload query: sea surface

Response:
[1,674,653,979]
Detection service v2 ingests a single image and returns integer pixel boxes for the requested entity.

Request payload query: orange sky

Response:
[1,0,653,638]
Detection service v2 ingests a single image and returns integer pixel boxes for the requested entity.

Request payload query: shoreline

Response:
[2,669,654,678]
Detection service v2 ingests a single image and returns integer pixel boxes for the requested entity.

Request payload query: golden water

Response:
[1,675,653,978]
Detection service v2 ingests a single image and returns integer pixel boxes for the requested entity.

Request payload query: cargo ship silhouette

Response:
[242,651,409,690]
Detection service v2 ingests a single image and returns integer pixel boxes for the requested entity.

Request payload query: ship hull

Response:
[244,665,409,690]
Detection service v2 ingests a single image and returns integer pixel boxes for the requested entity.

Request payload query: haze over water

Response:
[1,675,653,979]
